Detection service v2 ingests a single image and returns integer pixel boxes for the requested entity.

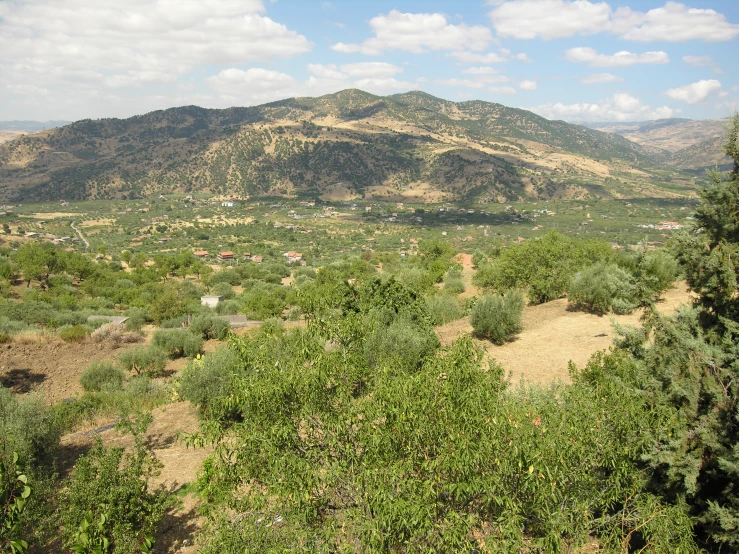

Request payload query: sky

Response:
[0,0,737,123]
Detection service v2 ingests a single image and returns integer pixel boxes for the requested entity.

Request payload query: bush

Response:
[124,307,148,332]
[58,324,89,343]
[470,290,525,345]
[569,262,638,314]
[0,388,62,467]
[364,315,439,372]
[639,250,679,299]
[425,295,463,326]
[80,362,125,393]
[117,347,168,376]
[211,282,235,300]
[179,348,243,419]
[152,329,203,359]
[189,314,230,341]
[60,437,170,554]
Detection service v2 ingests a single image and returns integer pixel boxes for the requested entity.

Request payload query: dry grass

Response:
[90,322,144,346]
[10,329,58,345]
[436,282,695,386]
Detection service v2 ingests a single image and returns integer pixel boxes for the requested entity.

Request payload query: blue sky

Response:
[0,0,737,122]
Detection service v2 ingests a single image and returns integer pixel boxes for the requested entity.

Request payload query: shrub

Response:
[211,282,235,300]
[443,277,465,294]
[189,314,230,341]
[80,362,125,393]
[425,295,463,326]
[123,307,147,332]
[364,315,439,372]
[569,262,638,314]
[152,329,203,359]
[0,388,62,467]
[60,437,170,554]
[473,232,614,304]
[470,290,525,345]
[117,347,167,376]
[179,348,243,420]
[639,250,679,299]
[58,325,89,343]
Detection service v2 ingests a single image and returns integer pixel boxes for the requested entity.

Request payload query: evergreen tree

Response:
[645,114,739,549]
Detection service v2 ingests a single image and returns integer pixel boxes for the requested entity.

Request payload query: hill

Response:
[0,120,73,132]
[0,90,692,202]
[590,117,730,171]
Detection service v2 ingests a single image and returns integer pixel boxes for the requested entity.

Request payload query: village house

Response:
[217,251,234,261]
[201,295,223,308]
[252,256,263,264]
[193,250,209,258]
[284,251,303,263]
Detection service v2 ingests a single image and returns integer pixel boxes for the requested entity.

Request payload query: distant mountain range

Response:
[588,117,730,171]
[0,91,715,202]
[0,120,73,132]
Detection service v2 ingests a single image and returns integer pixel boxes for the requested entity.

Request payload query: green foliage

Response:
[470,290,524,345]
[0,389,61,468]
[117,347,167,377]
[364,313,439,372]
[568,262,637,314]
[425,294,463,326]
[80,362,125,393]
[58,324,90,343]
[179,348,244,420]
[474,232,614,304]
[151,329,203,359]
[0,452,31,553]
[189,314,230,341]
[60,420,169,554]
[68,510,111,554]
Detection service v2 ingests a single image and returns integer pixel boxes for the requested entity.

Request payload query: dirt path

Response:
[70,221,89,249]
[436,282,695,386]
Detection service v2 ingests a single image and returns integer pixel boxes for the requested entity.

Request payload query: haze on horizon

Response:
[0,0,737,124]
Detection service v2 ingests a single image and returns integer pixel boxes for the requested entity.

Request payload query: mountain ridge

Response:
[0,89,694,202]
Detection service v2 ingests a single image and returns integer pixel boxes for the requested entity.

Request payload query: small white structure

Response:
[222,201,234,207]
[201,295,224,308]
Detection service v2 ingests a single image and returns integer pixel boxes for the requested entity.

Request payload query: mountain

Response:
[590,117,730,171]
[0,121,74,146]
[0,90,693,203]
[0,120,73,132]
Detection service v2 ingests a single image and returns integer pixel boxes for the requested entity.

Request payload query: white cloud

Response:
[206,68,297,101]
[682,55,715,67]
[306,64,348,81]
[461,67,499,75]
[565,47,669,67]
[531,92,673,122]
[489,0,739,42]
[450,51,507,65]
[519,80,537,91]
[433,79,485,89]
[489,86,517,96]
[614,2,739,42]
[514,53,532,63]
[489,0,612,40]
[340,62,403,80]
[579,73,625,84]
[665,79,722,104]
[682,55,722,74]
[0,1,312,86]
[330,10,492,55]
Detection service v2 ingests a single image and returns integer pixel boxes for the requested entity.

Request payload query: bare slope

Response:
[0,90,691,202]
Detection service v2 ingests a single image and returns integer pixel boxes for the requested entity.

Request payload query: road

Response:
[70,221,89,250]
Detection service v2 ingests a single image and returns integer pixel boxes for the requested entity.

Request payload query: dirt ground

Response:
[435,283,694,385]
[0,339,148,403]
